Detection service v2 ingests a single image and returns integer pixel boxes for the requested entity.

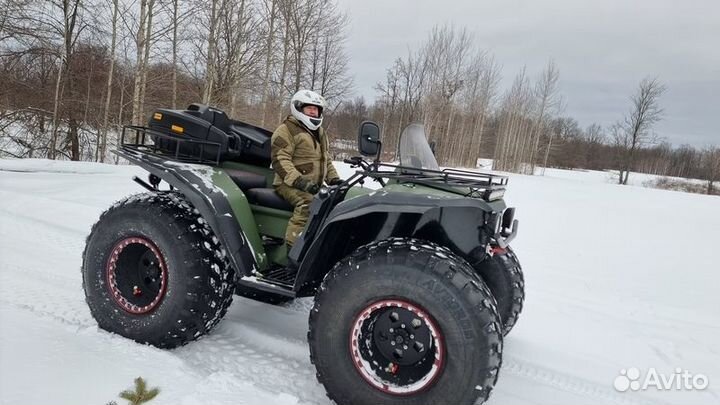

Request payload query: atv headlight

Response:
[483,188,505,201]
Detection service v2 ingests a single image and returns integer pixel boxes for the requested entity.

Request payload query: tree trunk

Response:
[69,117,79,161]
[541,124,557,174]
[138,0,154,121]
[131,0,148,125]
[229,0,248,118]
[171,0,178,109]
[277,17,291,123]
[49,62,64,160]
[202,0,219,104]
[98,0,119,162]
[260,0,277,127]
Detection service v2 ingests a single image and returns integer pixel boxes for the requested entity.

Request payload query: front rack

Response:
[119,125,222,165]
[358,162,508,200]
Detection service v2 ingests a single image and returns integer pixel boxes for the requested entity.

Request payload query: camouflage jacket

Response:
[271,116,340,187]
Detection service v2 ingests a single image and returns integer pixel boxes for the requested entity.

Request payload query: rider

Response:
[271,90,342,248]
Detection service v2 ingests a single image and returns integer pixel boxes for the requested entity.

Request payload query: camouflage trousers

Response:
[275,184,314,246]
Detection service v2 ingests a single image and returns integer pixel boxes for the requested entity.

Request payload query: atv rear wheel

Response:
[473,246,525,336]
[309,238,503,405]
[82,192,235,348]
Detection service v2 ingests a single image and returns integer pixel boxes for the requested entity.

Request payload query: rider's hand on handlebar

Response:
[293,177,320,194]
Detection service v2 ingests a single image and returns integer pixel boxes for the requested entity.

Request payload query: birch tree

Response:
[98,0,119,162]
[202,0,219,104]
[130,0,150,125]
[259,0,279,127]
[528,60,560,173]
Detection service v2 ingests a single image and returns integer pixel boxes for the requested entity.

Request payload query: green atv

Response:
[82,104,524,405]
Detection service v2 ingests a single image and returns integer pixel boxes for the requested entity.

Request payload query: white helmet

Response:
[290,89,327,131]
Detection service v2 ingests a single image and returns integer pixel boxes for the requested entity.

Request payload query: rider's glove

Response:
[293,177,320,194]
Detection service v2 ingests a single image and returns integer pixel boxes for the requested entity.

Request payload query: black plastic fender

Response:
[115,148,258,276]
[294,191,507,295]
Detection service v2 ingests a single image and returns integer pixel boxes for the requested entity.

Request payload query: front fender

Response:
[295,190,506,294]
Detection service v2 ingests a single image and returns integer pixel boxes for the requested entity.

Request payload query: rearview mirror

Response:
[358,121,380,156]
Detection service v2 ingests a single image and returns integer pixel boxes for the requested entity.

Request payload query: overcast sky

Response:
[336,0,719,147]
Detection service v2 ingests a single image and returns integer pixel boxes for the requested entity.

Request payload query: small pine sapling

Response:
[118,377,160,405]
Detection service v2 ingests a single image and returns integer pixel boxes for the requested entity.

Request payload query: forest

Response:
[1,0,718,193]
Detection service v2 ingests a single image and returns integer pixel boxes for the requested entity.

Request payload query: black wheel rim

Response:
[106,237,168,314]
[349,299,444,395]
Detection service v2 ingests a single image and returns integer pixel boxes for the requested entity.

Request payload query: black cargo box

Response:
[148,103,272,167]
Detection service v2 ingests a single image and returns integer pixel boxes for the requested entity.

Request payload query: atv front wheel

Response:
[473,246,525,336]
[309,238,503,405]
[82,192,235,348]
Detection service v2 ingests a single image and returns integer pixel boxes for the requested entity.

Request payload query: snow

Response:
[1,158,719,405]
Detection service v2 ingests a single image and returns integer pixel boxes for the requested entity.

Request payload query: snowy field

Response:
[1,158,719,405]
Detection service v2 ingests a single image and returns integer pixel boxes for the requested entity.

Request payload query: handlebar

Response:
[343,156,372,170]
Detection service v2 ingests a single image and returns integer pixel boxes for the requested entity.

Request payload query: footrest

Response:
[260,266,297,287]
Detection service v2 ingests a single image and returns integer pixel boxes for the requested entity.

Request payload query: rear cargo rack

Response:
[120,125,222,165]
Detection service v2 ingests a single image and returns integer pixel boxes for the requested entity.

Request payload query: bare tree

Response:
[310,4,352,103]
[171,0,179,109]
[420,25,472,164]
[35,0,86,160]
[259,0,278,127]
[616,77,666,185]
[583,123,604,169]
[218,0,263,116]
[460,53,500,167]
[493,67,534,173]
[202,0,219,104]
[130,0,151,125]
[528,60,560,173]
[701,146,720,194]
[136,0,155,121]
[98,0,119,162]
[283,0,321,93]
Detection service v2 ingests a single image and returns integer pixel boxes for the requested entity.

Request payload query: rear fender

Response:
[116,148,267,275]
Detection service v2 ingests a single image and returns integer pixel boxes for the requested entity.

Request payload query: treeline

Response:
[329,26,718,192]
[0,3,718,193]
[0,0,350,161]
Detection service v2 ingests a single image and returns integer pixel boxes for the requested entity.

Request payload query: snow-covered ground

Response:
[1,158,718,405]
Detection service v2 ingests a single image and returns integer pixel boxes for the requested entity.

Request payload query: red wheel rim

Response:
[106,237,168,314]
[349,299,445,395]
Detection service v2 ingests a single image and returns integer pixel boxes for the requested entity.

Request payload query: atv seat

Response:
[245,188,294,212]
[224,168,267,190]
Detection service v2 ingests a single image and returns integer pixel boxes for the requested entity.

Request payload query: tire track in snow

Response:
[501,355,672,405]
[0,265,94,329]
[0,260,329,404]
[0,205,89,244]
[173,300,330,404]
[0,257,672,405]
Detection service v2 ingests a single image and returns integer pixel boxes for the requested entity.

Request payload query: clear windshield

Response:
[398,124,440,170]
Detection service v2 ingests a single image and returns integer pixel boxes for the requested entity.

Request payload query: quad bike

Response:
[82,104,524,405]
